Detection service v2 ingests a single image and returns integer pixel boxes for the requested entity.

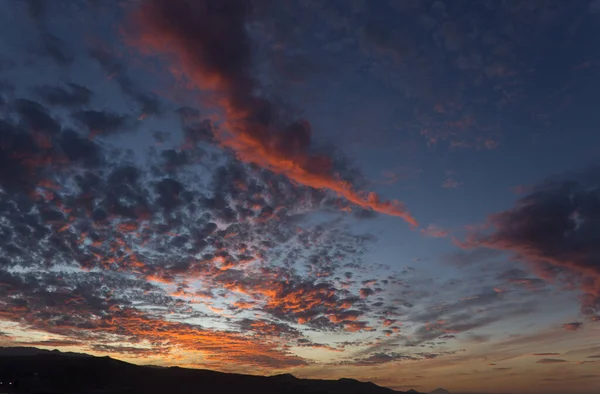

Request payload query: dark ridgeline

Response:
[429,389,451,394]
[0,347,423,394]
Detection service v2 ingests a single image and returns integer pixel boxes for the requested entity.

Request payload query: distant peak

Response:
[272,373,296,379]
[338,378,360,383]
[0,347,90,358]
[430,388,451,394]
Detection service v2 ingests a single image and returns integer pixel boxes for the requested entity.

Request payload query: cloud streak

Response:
[536,358,568,364]
[132,0,416,225]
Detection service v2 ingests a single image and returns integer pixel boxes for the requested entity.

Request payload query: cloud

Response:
[350,352,418,366]
[359,288,375,298]
[563,322,583,331]
[14,99,61,135]
[0,100,90,192]
[89,344,170,358]
[464,167,600,318]
[59,130,104,168]
[295,338,341,353]
[542,374,600,382]
[379,168,422,185]
[0,269,306,369]
[536,358,568,364]
[421,224,449,238]
[532,353,561,356]
[8,1,596,378]
[15,339,83,347]
[35,83,92,107]
[360,287,538,356]
[442,177,463,189]
[237,319,301,338]
[0,92,407,368]
[73,110,131,137]
[497,269,547,291]
[131,0,416,224]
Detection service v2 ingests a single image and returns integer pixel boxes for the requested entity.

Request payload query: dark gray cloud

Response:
[536,358,568,364]
[563,322,584,331]
[467,166,600,318]
[36,83,92,107]
[89,344,170,358]
[344,349,458,367]
[14,99,61,135]
[0,103,71,192]
[73,110,131,136]
[351,352,418,366]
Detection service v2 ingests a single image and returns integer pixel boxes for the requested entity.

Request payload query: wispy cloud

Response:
[421,224,449,238]
[536,358,568,364]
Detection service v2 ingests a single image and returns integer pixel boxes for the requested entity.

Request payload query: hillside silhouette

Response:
[0,347,424,394]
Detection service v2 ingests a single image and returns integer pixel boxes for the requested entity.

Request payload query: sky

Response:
[0,0,599,393]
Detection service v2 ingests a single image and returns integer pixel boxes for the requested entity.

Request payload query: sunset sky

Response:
[1,1,599,393]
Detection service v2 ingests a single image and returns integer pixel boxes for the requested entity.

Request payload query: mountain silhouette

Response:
[0,347,90,358]
[0,347,424,394]
[430,389,451,394]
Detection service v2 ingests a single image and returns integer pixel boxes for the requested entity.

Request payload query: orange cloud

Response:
[1,297,304,369]
[382,319,396,327]
[131,0,416,225]
[233,300,256,309]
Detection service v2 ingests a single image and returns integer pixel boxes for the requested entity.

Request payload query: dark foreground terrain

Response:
[0,347,422,394]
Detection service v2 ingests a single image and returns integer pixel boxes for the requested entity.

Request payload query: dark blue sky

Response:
[0,1,599,393]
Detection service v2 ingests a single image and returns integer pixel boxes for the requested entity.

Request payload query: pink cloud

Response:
[563,322,583,331]
[421,224,449,238]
